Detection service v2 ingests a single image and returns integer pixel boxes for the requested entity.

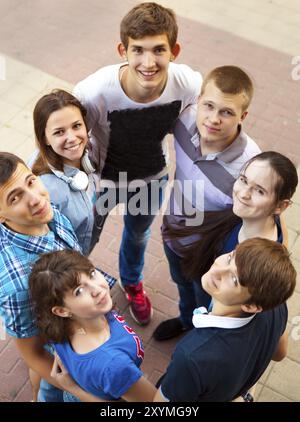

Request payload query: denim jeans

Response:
[63,391,81,402]
[37,379,64,402]
[163,242,211,328]
[96,175,168,286]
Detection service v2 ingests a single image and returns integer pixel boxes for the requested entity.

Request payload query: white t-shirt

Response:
[74,62,202,185]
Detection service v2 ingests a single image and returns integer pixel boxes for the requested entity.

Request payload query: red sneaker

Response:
[122,281,153,325]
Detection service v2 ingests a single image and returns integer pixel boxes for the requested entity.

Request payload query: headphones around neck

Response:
[81,149,96,174]
[50,150,96,192]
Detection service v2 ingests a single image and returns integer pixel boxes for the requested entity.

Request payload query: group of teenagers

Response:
[0,2,298,403]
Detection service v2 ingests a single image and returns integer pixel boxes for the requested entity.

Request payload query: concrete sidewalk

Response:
[0,0,299,402]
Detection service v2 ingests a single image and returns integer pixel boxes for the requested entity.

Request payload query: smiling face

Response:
[60,269,113,321]
[233,160,278,220]
[44,106,88,168]
[197,81,248,152]
[201,251,251,306]
[0,163,53,235]
[118,34,180,102]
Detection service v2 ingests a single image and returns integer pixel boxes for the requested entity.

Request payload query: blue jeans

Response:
[38,379,64,402]
[163,242,211,328]
[63,391,81,402]
[96,175,168,286]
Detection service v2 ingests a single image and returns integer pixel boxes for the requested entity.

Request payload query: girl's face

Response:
[233,160,278,220]
[44,106,88,168]
[62,269,113,320]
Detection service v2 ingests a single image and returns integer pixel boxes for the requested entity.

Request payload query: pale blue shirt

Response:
[40,165,98,255]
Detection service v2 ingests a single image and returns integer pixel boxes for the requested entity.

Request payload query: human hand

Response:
[50,353,78,394]
[51,353,108,402]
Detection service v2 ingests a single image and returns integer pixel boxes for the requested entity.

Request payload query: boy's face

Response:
[118,34,180,101]
[0,163,53,235]
[197,81,248,148]
[201,251,251,307]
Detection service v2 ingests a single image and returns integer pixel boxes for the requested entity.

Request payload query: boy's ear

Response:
[240,110,248,122]
[171,42,181,60]
[52,306,71,319]
[117,42,127,60]
[241,303,262,314]
[273,199,291,215]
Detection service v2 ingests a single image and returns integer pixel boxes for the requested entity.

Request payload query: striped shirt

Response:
[0,205,115,338]
[163,104,261,255]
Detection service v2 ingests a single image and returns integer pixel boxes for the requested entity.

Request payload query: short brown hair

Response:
[29,250,94,343]
[32,89,88,175]
[235,238,296,310]
[201,66,254,112]
[0,152,26,188]
[120,2,178,49]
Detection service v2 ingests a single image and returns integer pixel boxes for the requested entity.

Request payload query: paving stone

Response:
[258,386,293,402]
[0,99,21,126]
[285,204,300,232]
[0,359,28,401]
[287,229,298,250]
[150,263,179,301]
[142,344,171,379]
[14,380,32,402]
[148,369,164,386]
[259,362,275,384]
[0,341,23,374]
[287,328,300,364]
[291,236,300,260]
[287,291,300,322]
[150,291,179,317]
[0,126,27,153]
[8,109,34,138]
[254,382,264,401]
[291,258,300,293]
[266,358,300,401]
[0,336,10,353]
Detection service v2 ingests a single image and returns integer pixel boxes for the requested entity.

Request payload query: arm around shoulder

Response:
[14,336,60,387]
[15,336,109,401]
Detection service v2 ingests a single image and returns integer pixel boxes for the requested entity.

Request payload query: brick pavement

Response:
[0,0,299,402]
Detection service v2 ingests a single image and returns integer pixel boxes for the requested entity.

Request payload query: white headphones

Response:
[54,170,90,191]
[81,149,96,174]
[50,150,96,192]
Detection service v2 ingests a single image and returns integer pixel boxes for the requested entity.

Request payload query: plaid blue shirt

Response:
[0,205,115,339]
